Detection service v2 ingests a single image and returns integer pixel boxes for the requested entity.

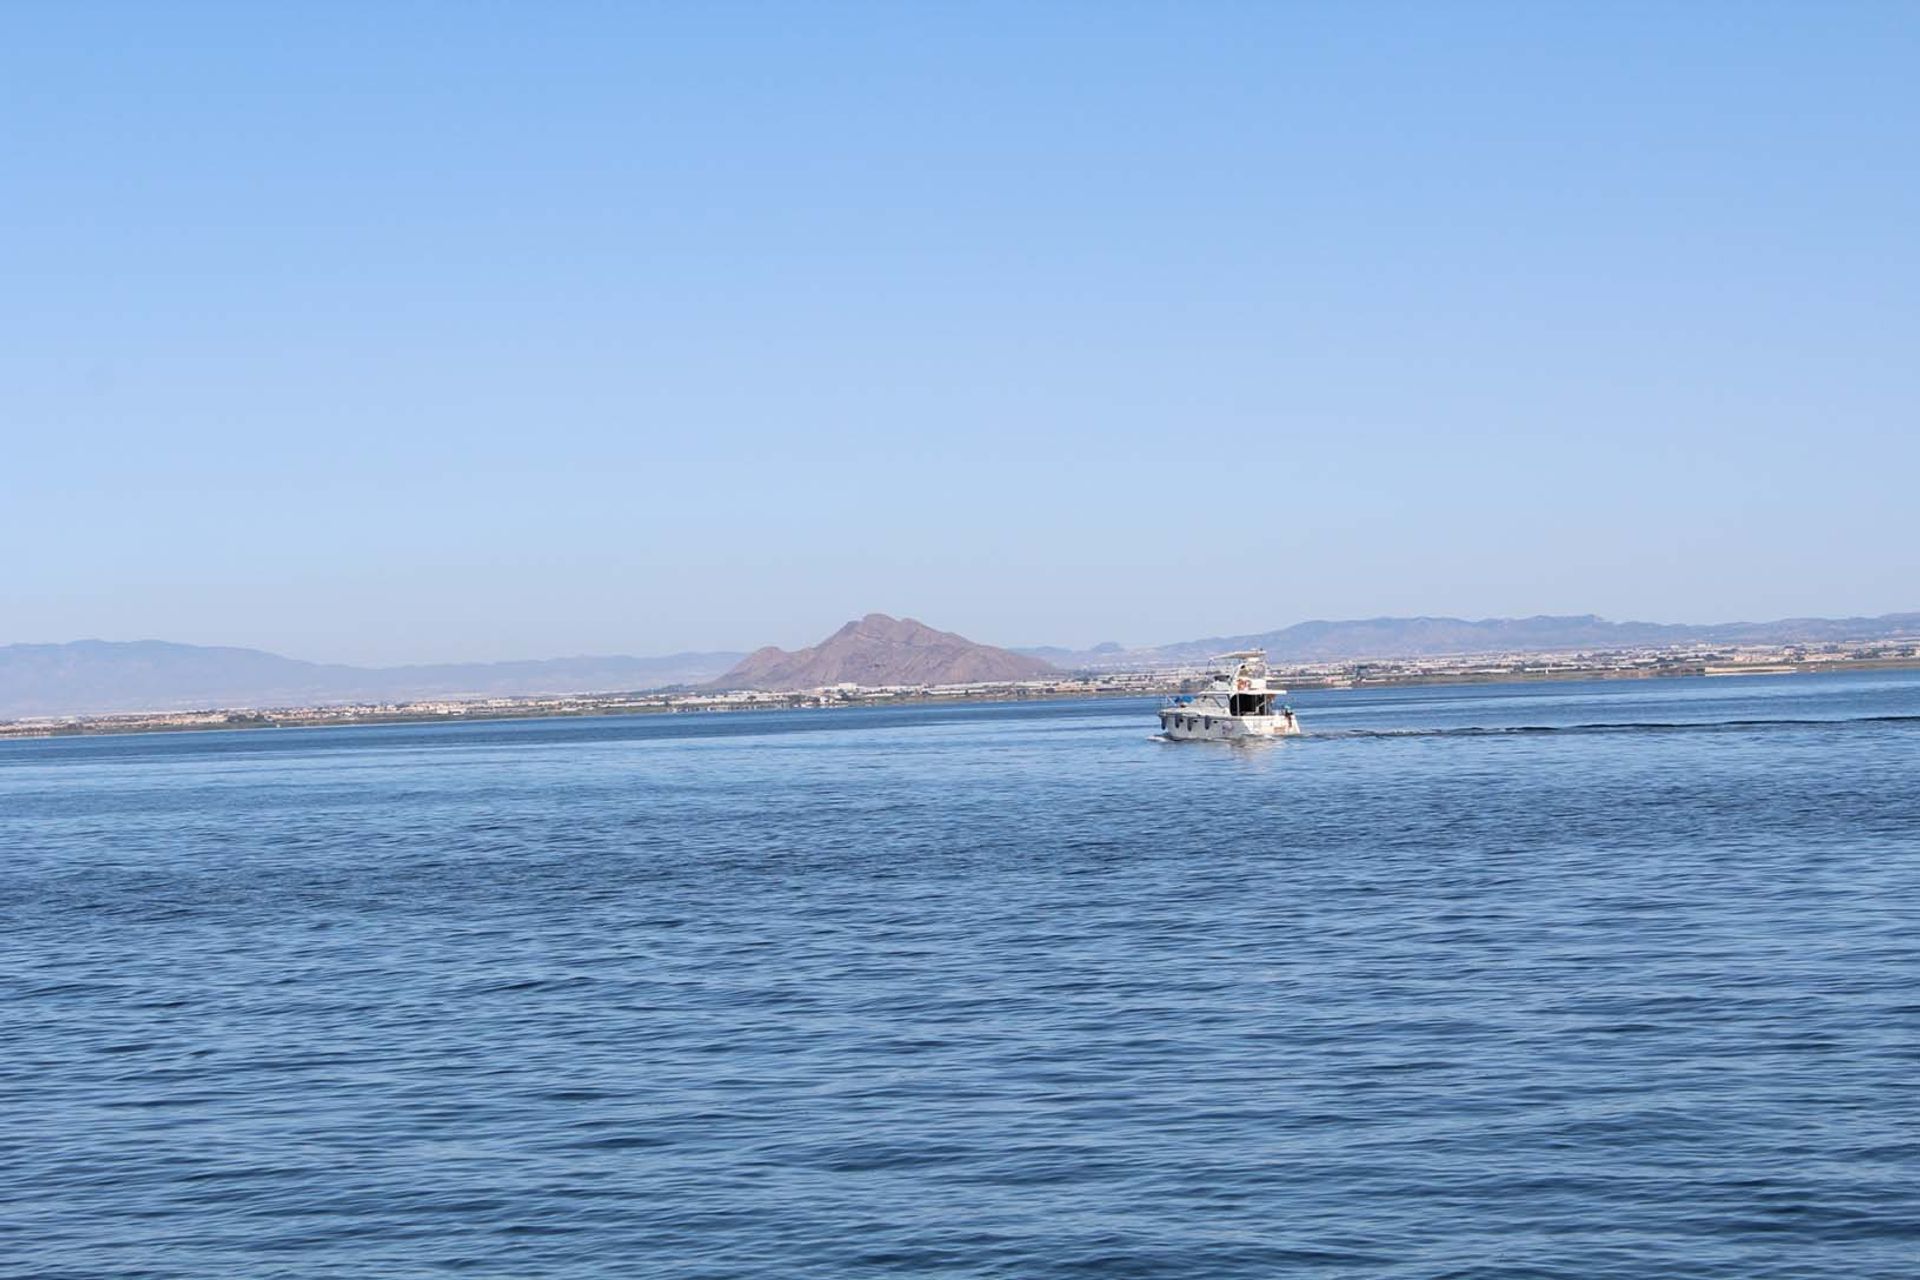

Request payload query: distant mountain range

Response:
[1021,612,1920,669]
[0,641,743,719]
[717,614,1054,692]
[6,611,1919,719]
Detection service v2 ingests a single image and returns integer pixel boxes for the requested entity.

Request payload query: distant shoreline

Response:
[6,654,1918,742]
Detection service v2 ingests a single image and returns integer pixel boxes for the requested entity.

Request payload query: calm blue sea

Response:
[4,672,1918,1279]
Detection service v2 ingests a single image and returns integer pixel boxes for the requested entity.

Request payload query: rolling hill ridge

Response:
[7,611,1918,719]
[1022,612,1920,669]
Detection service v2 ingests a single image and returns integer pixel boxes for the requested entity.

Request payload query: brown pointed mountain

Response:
[715,614,1055,691]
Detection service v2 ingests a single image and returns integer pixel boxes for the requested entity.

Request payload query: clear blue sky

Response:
[5,3,1916,664]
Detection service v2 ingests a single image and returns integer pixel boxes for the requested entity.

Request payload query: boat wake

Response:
[1307,713,1920,740]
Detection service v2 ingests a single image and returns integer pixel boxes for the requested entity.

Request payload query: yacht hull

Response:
[1158,711,1300,741]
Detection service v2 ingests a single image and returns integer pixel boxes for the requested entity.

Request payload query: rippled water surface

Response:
[5,672,1919,1278]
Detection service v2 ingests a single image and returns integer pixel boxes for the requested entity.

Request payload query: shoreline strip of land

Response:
[6,645,1917,741]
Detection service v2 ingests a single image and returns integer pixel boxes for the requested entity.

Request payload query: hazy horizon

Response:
[8,604,1920,671]
[8,5,1917,665]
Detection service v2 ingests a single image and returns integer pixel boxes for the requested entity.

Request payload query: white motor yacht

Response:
[1159,650,1301,741]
